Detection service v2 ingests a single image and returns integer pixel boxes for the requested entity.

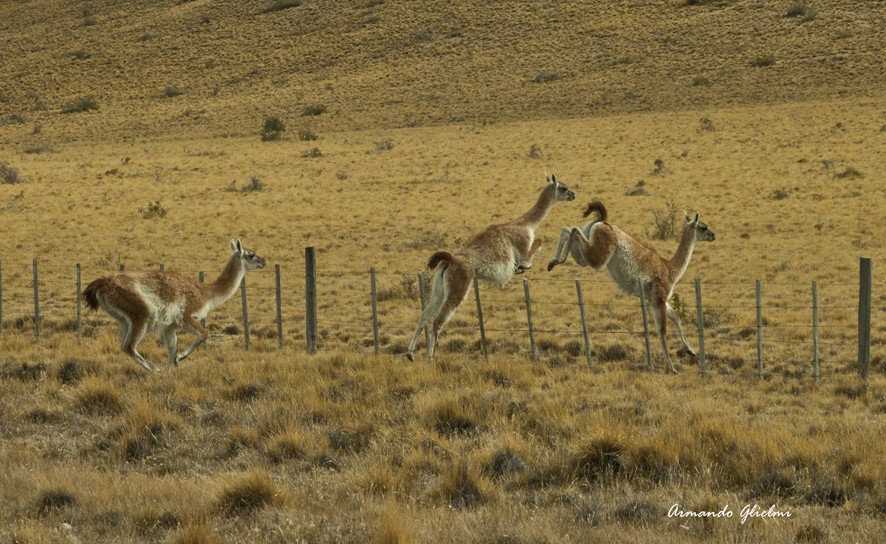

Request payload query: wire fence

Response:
[0,253,879,381]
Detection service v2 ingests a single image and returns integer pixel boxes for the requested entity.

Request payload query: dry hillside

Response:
[0,0,883,143]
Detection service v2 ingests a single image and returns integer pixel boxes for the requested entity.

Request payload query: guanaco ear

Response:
[684,212,692,223]
[231,239,243,254]
[545,172,551,184]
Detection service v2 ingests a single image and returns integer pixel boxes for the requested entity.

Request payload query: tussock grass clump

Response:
[751,55,776,67]
[436,459,492,509]
[34,488,76,515]
[3,361,47,381]
[302,104,326,116]
[484,448,527,479]
[372,506,412,544]
[328,425,374,453]
[75,377,125,415]
[61,95,98,113]
[836,166,863,179]
[56,359,84,385]
[358,461,403,497]
[265,430,310,462]
[163,86,182,98]
[24,142,53,154]
[613,498,656,522]
[297,127,318,141]
[227,426,261,455]
[133,508,179,534]
[138,200,167,219]
[228,382,264,402]
[787,4,817,21]
[217,472,284,516]
[534,70,560,83]
[262,0,302,13]
[565,438,627,482]
[171,524,223,544]
[598,344,630,362]
[117,398,182,461]
[0,163,22,184]
[429,396,481,436]
[698,117,715,132]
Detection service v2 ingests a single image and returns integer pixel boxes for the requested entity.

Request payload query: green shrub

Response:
[301,104,326,116]
[261,116,286,141]
[752,55,776,67]
[534,71,560,83]
[0,163,22,184]
[139,201,167,219]
[262,0,302,13]
[647,202,680,241]
[61,95,99,113]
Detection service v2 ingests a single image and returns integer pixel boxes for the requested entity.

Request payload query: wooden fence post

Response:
[275,264,283,350]
[33,258,40,337]
[473,274,488,358]
[76,263,82,341]
[812,280,819,384]
[858,258,872,379]
[240,277,250,351]
[523,279,537,361]
[694,278,706,376]
[575,279,592,367]
[305,247,318,354]
[638,278,653,371]
[756,279,764,379]
[119,263,124,272]
[370,267,380,355]
[160,263,165,271]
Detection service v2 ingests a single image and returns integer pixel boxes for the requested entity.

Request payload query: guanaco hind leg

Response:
[666,302,696,357]
[407,266,447,361]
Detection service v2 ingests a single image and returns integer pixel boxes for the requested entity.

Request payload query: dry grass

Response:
[1,351,884,542]
[1,0,885,541]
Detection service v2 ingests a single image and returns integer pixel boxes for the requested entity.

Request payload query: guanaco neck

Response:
[668,226,698,283]
[202,254,245,302]
[513,184,557,230]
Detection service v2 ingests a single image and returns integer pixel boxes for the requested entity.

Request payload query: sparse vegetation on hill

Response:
[0,1,881,141]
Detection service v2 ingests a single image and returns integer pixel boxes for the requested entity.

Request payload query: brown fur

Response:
[548,203,715,373]
[84,240,265,372]
[583,200,608,221]
[406,175,575,361]
[427,251,453,270]
[83,278,104,311]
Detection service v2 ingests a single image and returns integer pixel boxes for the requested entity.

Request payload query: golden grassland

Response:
[1,347,885,543]
[1,0,886,542]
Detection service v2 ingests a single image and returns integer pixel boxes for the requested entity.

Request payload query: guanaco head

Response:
[545,172,576,202]
[685,212,716,242]
[231,239,267,270]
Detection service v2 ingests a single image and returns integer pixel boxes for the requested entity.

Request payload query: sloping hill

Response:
[0,0,883,143]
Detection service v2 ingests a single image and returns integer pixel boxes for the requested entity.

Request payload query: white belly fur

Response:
[135,284,186,332]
